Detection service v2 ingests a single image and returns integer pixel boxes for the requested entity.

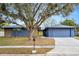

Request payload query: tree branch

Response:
[33,3,42,18]
[36,4,69,27]
[33,3,38,14]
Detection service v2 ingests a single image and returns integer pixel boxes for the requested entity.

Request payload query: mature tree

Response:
[0,3,75,40]
[61,19,76,26]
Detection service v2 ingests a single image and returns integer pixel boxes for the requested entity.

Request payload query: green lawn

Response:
[0,37,55,46]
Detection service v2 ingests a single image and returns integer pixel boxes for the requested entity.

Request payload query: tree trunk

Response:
[28,27,38,40]
[29,30,34,40]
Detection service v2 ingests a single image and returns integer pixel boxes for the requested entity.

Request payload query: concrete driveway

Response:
[46,37,79,56]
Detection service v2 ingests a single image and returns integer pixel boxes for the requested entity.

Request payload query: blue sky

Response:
[67,6,79,24]
[52,5,79,24]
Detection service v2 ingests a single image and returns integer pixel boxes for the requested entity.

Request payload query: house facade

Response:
[2,25,75,37]
[3,26,41,37]
[3,26,29,37]
[43,25,75,37]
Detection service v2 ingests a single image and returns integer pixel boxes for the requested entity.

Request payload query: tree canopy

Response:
[61,19,76,26]
[0,4,75,29]
[0,3,76,39]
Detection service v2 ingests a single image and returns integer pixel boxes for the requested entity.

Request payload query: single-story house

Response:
[74,26,79,36]
[2,24,75,37]
[43,25,75,37]
[2,26,29,37]
[2,26,42,37]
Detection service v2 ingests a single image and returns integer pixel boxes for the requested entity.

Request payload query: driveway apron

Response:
[46,37,79,56]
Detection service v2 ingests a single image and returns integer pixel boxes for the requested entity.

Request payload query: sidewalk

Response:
[0,46,54,48]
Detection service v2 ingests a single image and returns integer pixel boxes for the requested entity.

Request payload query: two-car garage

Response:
[43,25,75,37]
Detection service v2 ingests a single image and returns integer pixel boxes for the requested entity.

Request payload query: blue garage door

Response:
[11,28,29,37]
[48,28,72,37]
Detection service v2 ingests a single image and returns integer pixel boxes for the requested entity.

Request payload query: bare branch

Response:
[33,3,38,14]
[36,4,69,27]
[33,3,42,18]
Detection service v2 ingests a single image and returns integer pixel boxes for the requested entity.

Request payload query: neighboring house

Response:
[2,26,29,37]
[43,24,75,37]
[0,30,4,37]
[2,26,42,37]
[75,26,79,36]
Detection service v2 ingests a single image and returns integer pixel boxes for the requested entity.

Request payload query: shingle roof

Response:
[51,24,75,28]
[2,25,25,28]
[2,24,75,30]
[44,24,75,30]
